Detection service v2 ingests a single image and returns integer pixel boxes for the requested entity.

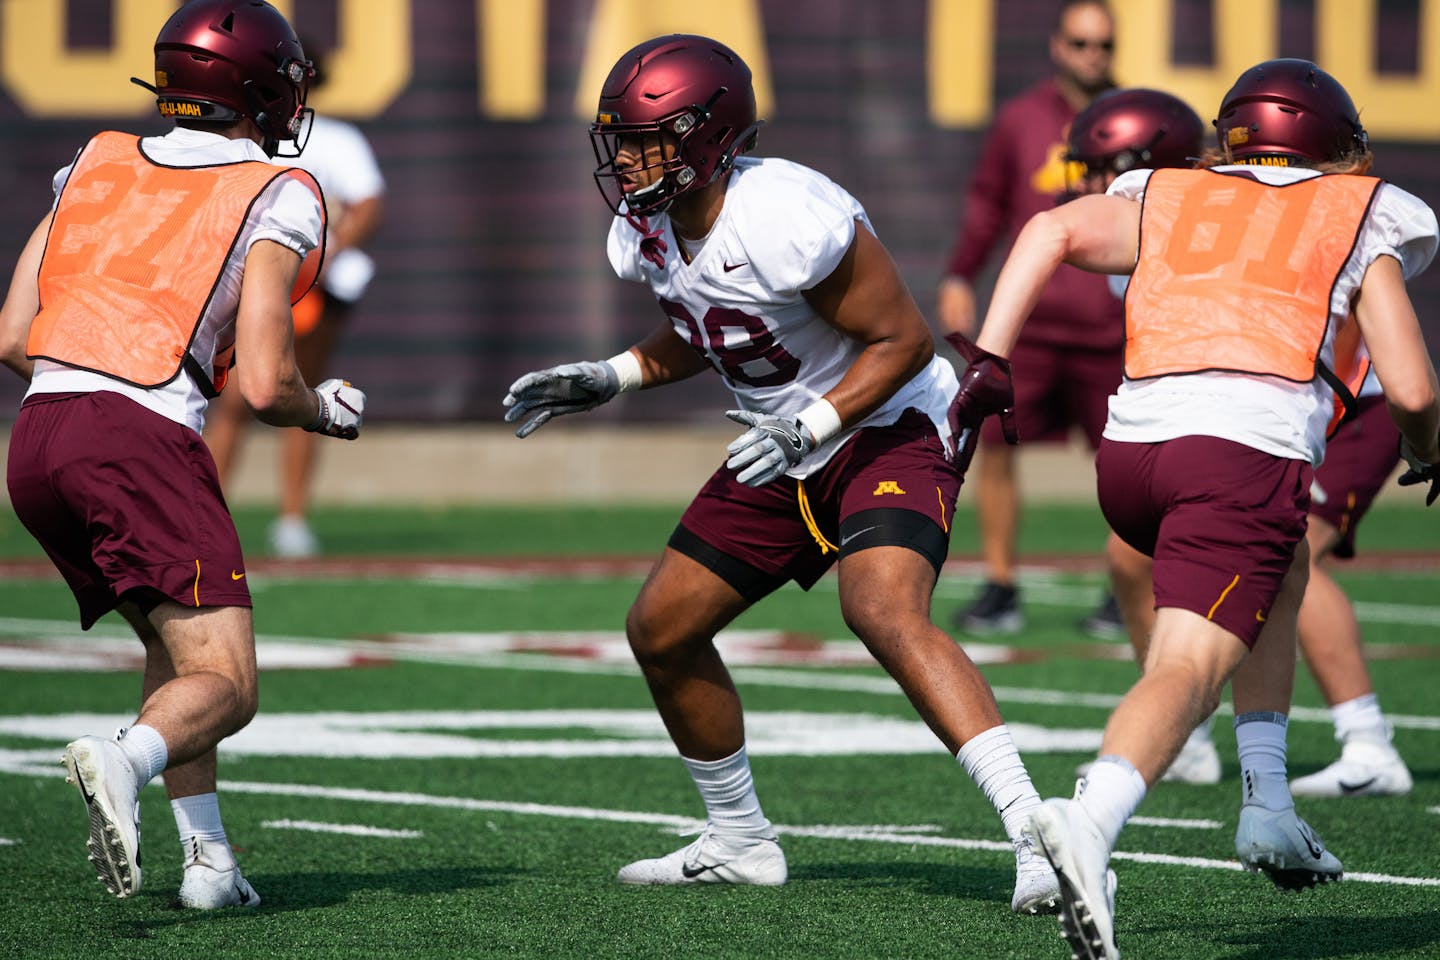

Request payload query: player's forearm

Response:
[823,331,933,430]
[329,196,383,252]
[976,212,1068,357]
[628,325,710,388]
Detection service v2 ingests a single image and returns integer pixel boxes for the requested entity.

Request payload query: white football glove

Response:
[725,410,816,487]
[304,378,366,440]
[503,361,619,438]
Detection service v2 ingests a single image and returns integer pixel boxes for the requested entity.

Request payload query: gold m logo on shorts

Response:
[872,481,907,496]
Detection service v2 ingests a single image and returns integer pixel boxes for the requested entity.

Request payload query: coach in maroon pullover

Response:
[939,0,1121,635]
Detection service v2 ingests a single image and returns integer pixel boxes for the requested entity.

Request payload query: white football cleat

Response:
[1011,833,1061,915]
[617,827,787,886]
[269,516,319,559]
[177,838,261,909]
[62,736,142,898]
[1234,804,1343,892]
[1290,738,1412,798]
[1162,736,1222,785]
[1028,799,1120,960]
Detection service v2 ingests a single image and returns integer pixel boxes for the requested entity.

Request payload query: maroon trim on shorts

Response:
[674,408,961,594]
[7,391,251,629]
[1096,435,1311,648]
[1309,395,1400,559]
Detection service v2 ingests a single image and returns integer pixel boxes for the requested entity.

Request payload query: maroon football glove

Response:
[944,332,1017,473]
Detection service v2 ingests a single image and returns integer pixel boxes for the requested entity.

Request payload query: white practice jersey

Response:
[1103,164,1437,465]
[607,156,958,478]
[292,113,385,302]
[26,126,323,435]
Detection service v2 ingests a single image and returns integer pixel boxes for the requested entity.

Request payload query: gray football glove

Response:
[725,410,816,487]
[503,361,620,438]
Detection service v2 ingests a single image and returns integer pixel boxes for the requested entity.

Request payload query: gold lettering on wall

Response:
[1,0,172,115]
[928,0,994,126]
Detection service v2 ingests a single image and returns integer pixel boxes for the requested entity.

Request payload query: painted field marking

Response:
[3,622,1439,733]
[262,819,422,839]
[0,758,1430,887]
[1128,816,1224,830]
[0,838,18,846]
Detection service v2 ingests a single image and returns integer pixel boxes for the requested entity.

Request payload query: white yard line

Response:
[0,761,1432,887]
[261,819,422,839]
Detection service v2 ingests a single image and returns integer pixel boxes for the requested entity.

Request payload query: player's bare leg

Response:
[203,386,251,486]
[617,548,785,885]
[839,545,1058,913]
[1227,544,1344,889]
[119,601,259,907]
[956,443,1022,633]
[1292,519,1411,796]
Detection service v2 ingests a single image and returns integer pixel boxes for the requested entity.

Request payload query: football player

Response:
[1075,91,1414,799]
[505,34,1060,915]
[0,0,365,907]
[956,58,1439,959]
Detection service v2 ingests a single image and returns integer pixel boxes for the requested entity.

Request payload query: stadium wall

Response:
[1,0,1438,429]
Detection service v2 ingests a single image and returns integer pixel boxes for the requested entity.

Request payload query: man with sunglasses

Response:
[938,0,1121,638]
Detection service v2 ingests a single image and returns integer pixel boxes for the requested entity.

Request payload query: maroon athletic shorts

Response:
[1096,435,1311,648]
[1311,396,1400,559]
[7,391,252,629]
[671,408,962,601]
[980,339,1122,449]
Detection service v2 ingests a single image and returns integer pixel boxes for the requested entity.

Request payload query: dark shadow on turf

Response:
[115,865,518,929]
[1178,911,1440,959]
[793,859,1016,904]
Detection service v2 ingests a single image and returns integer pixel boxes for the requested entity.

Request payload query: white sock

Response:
[172,793,235,868]
[682,746,773,838]
[1331,693,1388,744]
[1077,755,1147,849]
[116,724,168,785]
[1234,711,1293,811]
[956,725,1042,845]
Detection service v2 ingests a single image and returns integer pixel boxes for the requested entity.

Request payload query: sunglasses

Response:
[1065,37,1115,52]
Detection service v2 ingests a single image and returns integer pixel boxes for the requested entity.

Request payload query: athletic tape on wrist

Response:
[797,398,843,446]
[606,350,644,393]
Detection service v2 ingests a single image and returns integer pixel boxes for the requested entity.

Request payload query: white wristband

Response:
[796,398,843,446]
[606,350,644,394]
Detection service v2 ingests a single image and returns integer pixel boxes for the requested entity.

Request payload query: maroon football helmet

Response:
[137,0,314,157]
[1214,59,1367,165]
[1067,88,1203,183]
[590,35,763,216]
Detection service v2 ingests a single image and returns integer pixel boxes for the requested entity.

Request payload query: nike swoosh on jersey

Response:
[231,571,246,580]
[723,261,748,272]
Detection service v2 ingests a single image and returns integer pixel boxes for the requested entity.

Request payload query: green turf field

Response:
[1,504,1437,959]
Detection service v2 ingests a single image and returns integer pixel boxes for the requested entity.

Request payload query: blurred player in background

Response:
[505,34,1062,914]
[956,58,1439,959]
[1076,92,1414,797]
[938,0,1123,637]
[0,0,365,907]
[206,40,386,558]
[1064,87,1225,786]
